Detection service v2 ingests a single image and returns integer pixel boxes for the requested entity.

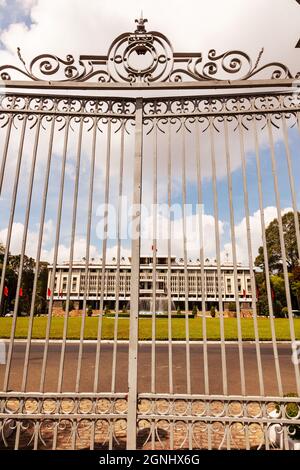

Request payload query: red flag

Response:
[19,288,23,297]
[59,292,63,297]
[243,289,246,298]
[47,288,51,297]
[4,286,8,297]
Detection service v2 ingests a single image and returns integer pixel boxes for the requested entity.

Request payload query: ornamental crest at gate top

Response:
[0,15,299,84]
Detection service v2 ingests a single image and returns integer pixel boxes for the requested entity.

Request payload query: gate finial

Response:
[135,12,148,33]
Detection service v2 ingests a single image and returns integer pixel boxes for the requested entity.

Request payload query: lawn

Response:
[0,317,299,341]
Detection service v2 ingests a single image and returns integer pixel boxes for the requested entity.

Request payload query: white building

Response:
[47,256,253,312]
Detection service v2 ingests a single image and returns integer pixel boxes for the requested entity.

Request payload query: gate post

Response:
[127,97,143,450]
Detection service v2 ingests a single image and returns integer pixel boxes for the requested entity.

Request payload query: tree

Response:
[255,212,300,273]
[270,275,286,306]
[255,272,270,316]
[0,244,49,316]
[290,265,300,309]
[192,305,198,317]
[9,254,35,314]
[0,242,5,263]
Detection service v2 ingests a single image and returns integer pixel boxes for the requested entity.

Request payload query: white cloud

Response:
[222,206,293,265]
[0,0,299,73]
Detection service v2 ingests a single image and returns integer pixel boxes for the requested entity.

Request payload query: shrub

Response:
[87,305,93,317]
[35,297,47,316]
[228,302,236,312]
[122,305,127,314]
[176,306,181,315]
[62,300,74,312]
[281,307,289,318]
[273,300,282,318]
[192,305,198,317]
[210,306,216,318]
[104,305,110,315]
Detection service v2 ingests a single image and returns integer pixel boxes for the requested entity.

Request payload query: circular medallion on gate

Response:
[107,16,173,83]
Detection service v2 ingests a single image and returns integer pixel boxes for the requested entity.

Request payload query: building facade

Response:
[47,256,253,312]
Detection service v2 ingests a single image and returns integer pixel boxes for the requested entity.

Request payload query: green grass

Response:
[0,317,299,340]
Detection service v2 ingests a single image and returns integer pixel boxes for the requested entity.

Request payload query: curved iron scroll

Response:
[0,16,299,84]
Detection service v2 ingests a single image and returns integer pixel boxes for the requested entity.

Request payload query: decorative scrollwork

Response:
[136,395,300,450]
[0,16,298,85]
[0,394,128,450]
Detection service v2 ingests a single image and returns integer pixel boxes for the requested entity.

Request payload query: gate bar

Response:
[267,116,300,395]
[209,115,228,395]
[39,116,70,393]
[75,116,98,393]
[93,118,112,393]
[237,112,265,396]
[1,78,297,90]
[57,117,84,393]
[127,97,143,450]
[195,121,210,449]
[252,117,283,396]
[0,108,14,195]
[4,113,42,392]
[21,115,56,392]
[224,117,246,395]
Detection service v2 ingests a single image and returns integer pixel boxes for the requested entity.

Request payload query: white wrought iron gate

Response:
[0,17,300,450]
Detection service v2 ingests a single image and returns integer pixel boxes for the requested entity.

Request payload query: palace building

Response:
[47,256,253,312]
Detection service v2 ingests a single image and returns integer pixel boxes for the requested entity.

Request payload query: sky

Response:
[0,0,299,265]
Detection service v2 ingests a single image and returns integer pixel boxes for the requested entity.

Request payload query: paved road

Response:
[0,342,298,395]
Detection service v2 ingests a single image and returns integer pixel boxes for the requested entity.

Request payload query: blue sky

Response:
[0,1,33,37]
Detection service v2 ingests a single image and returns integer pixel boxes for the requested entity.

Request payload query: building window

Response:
[227,278,232,294]
[62,276,67,291]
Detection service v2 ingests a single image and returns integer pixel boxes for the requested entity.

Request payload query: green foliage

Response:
[271,275,286,305]
[210,306,216,318]
[35,296,47,316]
[255,212,300,273]
[273,300,283,318]
[0,248,49,316]
[87,305,93,317]
[291,266,300,309]
[281,307,289,318]
[62,300,75,312]
[192,305,198,317]
[228,302,237,312]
